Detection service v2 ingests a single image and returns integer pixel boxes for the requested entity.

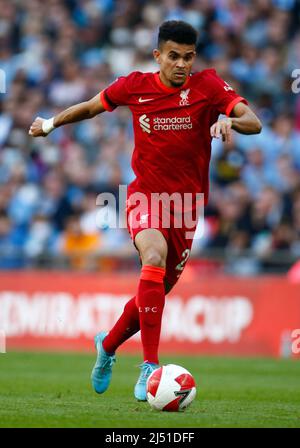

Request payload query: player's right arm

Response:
[28,93,106,137]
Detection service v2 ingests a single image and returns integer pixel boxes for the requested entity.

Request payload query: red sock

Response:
[137,265,165,365]
[102,296,140,354]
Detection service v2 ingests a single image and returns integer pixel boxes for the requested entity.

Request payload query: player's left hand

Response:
[210,118,233,143]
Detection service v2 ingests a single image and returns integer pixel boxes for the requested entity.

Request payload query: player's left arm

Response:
[210,102,262,142]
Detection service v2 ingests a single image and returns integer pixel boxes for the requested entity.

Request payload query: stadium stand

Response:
[0,0,300,274]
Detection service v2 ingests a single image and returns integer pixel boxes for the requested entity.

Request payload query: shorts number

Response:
[175,249,191,272]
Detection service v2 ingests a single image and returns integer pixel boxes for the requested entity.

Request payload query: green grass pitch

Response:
[0,351,299,428]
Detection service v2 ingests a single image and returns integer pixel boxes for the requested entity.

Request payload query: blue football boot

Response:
[91,331,116,394]
[134,362,159,401]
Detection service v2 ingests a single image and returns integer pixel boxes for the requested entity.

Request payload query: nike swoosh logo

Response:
[138,97,154,103]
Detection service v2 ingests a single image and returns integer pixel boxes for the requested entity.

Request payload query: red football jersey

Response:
[100,69,247,204]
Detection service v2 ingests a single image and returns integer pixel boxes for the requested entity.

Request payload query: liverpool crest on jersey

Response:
[179,88,190,106]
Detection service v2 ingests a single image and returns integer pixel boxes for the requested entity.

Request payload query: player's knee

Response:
[142,249,166,268]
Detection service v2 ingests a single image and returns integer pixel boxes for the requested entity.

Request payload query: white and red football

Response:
[146,364,196,412]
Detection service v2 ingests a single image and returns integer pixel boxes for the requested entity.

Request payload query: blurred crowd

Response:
[0,0,300,273]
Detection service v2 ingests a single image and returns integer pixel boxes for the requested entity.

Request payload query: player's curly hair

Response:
[158,20,198,48]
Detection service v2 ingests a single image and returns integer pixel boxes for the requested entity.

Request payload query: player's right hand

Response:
[28,117,47,137]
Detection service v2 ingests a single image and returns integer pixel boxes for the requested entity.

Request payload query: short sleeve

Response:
[203,69,248,117]
[100,74,132,112]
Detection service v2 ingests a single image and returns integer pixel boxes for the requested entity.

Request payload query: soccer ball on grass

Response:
[146,364,196,412]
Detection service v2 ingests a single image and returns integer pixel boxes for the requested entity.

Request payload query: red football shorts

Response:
[126,190,197,287]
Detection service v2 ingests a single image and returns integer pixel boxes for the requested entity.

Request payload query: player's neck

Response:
[158,72,173,88]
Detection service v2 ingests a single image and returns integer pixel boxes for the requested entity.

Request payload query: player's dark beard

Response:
[170,79,185,87]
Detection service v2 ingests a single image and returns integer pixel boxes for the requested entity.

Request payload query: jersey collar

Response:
[154,72,191,93]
